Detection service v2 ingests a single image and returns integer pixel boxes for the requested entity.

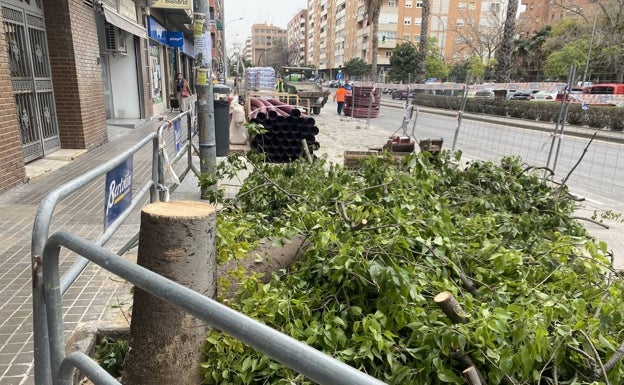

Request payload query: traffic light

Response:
[382,36,386,43]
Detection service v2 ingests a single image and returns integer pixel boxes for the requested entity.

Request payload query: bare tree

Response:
[453,8,505,61]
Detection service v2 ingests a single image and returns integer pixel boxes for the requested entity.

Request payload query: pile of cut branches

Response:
[203,151,624,385]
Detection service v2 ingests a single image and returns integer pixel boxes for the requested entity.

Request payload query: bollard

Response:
[122,201,216,385]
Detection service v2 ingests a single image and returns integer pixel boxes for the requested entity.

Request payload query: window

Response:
[404,17,411,25]
[458,2,466,10]
[491,2,500,12]
[416,1,423,7]
[403,34,409,41]
[388,0,396,6]
[405,0,412,8]
[385,51,392,57]
[456,19,465,26]
[455,35,463,43]
[413,35,420,42]
[468,2,476,10]
[414,17,422,25]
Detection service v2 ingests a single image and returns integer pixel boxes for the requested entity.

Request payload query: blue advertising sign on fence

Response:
[104,157,133,230]
[174,119,183,154]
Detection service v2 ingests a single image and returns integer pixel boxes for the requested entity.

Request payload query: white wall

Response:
[109,32,140,119]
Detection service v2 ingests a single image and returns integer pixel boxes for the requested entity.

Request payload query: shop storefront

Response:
[147,15,194,114]
[147,16,169,115]
[96,0,147,120]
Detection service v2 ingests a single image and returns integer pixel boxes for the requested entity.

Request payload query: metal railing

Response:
[31,109,386,385]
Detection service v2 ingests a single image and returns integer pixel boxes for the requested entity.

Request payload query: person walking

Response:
[175,73,191,111]
[333,84,349,115]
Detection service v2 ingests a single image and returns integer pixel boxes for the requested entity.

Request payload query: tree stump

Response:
[122,201,216,385]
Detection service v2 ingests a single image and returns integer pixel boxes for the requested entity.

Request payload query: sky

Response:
[223,0,306,50]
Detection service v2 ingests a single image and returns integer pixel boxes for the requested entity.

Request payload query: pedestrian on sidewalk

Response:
[333,85,348,115]
[175,73,191,111]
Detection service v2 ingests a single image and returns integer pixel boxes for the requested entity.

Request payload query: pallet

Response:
[418,138,443,153]
[229,143,250,155]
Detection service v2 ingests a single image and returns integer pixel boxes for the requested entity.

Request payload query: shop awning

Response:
[101,3,147,38]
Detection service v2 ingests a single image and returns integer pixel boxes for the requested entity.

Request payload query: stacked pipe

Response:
[248,97,320,163]
[343,85,382,118]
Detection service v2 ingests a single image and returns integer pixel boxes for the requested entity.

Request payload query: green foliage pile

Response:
[202,152,624,385]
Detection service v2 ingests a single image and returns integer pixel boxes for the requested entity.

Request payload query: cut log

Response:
[122,201,216,385]
[218,234,310,299]
[434,291,469,324]
[450,351,488,385]
[463,366,482,385]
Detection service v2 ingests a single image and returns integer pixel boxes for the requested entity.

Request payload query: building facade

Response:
[517,0,596,39]
[287,9,307,66]
[0,0,227,193]
[249,23,287,66]
[304,0,494,82]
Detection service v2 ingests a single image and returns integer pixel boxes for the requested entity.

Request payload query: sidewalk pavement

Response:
[1,103,623,385]
[0,112,184,385]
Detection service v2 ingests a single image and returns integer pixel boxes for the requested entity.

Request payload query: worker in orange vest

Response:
[333,84,349,115]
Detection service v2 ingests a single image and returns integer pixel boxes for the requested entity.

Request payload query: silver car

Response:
[474,88,495,99]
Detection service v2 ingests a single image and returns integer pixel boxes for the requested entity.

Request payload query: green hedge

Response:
[410,95,624,131]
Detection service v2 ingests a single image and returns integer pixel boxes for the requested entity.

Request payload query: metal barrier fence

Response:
[31,109,386,385]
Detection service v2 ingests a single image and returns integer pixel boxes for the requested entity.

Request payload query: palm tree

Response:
[495,0,519,82]
[416,0,431,82]
[363,0,383,82]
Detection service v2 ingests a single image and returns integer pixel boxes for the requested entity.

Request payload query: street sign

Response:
[336,72,343,80]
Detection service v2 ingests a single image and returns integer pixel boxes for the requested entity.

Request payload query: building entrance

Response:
[1,0,60,162]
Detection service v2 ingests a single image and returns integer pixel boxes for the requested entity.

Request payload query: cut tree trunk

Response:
[218,234,310,299]
[122,201,217,385]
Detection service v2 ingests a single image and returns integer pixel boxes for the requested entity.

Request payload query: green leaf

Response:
[437,368,463,383]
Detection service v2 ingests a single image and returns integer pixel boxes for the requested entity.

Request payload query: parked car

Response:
[530,90,558,101]
[328,80,341,88]
[474,88,495,99]
[510,90,535,100]
[583,83,624,95]
[391,89,414,100]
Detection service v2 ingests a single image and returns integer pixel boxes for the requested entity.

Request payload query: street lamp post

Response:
[223,17,244,84]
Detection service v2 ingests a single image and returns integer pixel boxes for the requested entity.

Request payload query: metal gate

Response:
[2,0,60,163]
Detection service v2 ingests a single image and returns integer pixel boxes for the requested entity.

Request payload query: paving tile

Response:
[0,117,177,384]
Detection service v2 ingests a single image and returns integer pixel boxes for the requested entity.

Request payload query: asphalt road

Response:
[376,94,624,203]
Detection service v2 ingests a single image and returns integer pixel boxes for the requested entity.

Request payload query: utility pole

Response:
[193,0,217,198]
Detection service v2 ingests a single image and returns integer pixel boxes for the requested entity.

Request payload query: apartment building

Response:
[249,23,288,66]
[304,0,498,81]
[287,9,308,66]
[517,0,597,39]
